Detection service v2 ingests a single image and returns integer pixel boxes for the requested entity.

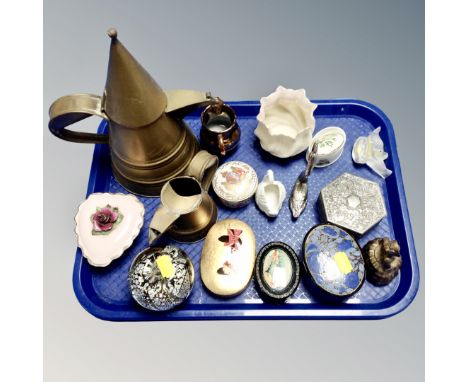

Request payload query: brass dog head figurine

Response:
[363,237,402,286]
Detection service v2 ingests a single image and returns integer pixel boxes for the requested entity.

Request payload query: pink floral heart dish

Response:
[75,193,145,267]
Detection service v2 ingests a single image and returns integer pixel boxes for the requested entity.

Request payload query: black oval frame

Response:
[254,241,301,302]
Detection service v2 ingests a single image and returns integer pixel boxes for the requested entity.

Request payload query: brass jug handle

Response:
[48,93,109,144]
[217,135,226,156]
[148,205,181,246]
[165,90,219,118]
[185,150,219,191]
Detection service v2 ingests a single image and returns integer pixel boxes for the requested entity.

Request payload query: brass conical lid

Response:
[103,28,167,127]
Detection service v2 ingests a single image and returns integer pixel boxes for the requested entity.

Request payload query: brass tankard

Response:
[48,29,218,196]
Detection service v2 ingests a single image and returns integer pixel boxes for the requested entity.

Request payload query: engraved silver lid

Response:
[319,173,387,235]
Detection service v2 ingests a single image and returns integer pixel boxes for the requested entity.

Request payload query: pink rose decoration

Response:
[91,205,123,235]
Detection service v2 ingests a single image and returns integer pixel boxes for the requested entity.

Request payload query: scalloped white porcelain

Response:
[255,86,318,158]
[255,169,286,217]
[74,193,145,267]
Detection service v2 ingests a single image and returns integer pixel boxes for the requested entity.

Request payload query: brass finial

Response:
[107,28,118,39]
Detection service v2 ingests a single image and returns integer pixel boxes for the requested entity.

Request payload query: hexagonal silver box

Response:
[318,172,387,235]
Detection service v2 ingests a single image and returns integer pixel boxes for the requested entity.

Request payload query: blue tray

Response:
[73,99,419,320]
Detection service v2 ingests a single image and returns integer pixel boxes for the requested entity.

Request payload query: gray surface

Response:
[44,0,424,381]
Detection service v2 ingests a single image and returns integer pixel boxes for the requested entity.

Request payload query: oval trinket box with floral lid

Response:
[200,219,256,297]
[308,126,346,167]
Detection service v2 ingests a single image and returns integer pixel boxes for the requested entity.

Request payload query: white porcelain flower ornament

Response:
[352,127,393,179]
[255,86,318,158]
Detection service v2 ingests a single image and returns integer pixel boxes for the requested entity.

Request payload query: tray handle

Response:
[48,93,109,144]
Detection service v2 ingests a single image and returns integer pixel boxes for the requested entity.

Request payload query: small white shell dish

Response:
[255,169,286,217]
[306,126,346,167]
[74,193,145,267]
[255,86,318,158]
[352,126,393,179]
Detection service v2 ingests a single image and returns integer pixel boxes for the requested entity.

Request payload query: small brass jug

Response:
[48,29,217,196]
[149,151,219,244]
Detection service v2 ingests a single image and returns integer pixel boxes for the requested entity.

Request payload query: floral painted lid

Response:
[303,224,365,298]
[212,161,258,207]
[308,126,346,167]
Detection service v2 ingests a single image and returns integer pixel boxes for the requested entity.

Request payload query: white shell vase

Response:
[255,86,318,158]
[255,169,286,217]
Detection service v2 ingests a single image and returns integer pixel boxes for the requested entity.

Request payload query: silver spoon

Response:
[289,142,318,219]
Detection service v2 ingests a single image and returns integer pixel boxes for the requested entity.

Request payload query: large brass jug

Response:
[48,29,217,196]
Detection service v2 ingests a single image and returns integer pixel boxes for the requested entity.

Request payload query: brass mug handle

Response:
[48,93,109,144]
[185,150,219,191]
